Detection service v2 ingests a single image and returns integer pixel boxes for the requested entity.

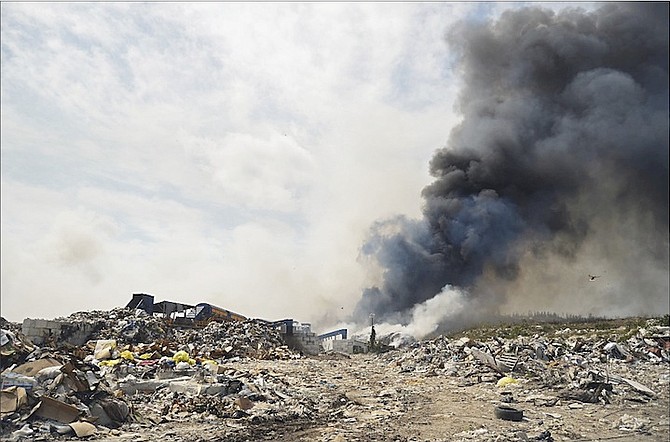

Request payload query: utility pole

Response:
[369,313,376,351]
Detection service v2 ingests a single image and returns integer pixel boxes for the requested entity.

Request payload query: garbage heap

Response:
[57,308,173,345]
[172,320,296,360]
[1,323,36,372]
[380,318,670,408]
[1,308,302,440]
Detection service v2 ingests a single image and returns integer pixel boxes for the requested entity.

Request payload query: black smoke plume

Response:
[355,3,669,325]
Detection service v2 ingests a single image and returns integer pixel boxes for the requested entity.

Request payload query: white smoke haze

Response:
[375,285,468,340]
[345,285,468,343]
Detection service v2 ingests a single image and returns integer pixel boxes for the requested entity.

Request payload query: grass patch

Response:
[445,316,665,341]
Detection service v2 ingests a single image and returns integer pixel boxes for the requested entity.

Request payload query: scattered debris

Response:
[0,312,667,441]
[0,308,305,440]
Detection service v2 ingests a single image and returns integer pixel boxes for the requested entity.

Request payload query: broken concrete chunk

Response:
[169,381,203,395]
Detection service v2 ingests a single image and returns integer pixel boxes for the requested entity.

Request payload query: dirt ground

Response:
[93,354,670,442]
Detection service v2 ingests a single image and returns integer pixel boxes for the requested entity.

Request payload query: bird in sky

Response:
[588,275,601,281]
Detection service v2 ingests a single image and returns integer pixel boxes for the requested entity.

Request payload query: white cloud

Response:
[182,130,316,211]
[1,2,526,323]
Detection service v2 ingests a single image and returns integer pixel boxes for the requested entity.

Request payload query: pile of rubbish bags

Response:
[1,308,302,440]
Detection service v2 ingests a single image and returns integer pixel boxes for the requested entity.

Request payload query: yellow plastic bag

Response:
[172,351,190,363]
[120,350,135,361]
[98,359,122,367]
[496,376,518,388]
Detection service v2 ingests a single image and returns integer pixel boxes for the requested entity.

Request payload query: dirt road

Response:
[97,354,669,442]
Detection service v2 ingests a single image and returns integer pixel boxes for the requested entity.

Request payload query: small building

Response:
[280,321,321,355]
[321,338,368,354]
[319,328,368,354]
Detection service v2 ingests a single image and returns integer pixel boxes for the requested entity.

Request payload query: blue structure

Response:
[318,328,348,340]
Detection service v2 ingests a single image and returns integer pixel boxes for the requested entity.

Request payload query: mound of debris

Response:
[172,320,298,360]
[1,308,303,440]
[380,318,670,407]
[59,308,173,346]
[19,307,299,360]
[3,312,668,441]
[1,324,36,372]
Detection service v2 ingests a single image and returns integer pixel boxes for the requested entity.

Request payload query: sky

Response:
[0,1,624,329]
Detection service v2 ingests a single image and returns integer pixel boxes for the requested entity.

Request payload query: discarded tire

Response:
[494,405,524,421]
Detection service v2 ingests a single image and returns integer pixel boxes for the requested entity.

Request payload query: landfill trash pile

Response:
[55,308,173,346]
[1,314,668,441]
[369,317,670,441]
[385,320,670,394]
[1,323,37,372]
[33,307,297,360]
[379,318,669,405]
[1,348,132,440]
[171,320,299,360]
[0,308,303,441]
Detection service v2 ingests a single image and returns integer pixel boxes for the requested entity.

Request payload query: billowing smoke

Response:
[355,3,669,332]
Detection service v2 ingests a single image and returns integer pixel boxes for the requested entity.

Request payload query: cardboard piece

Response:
[69,421,97,437]
[12,358,61,377]
[34,396,80,423]
[234,397,254,410]
[0,386,27,414]
[60,362,90,392]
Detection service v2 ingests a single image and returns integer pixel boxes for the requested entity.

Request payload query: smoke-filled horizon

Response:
[2,3,667,328]
[354,3,669,331]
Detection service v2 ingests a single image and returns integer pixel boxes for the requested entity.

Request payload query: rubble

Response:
[1,307,306,440]
[1,325,37,372]
[1,312,667,441]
